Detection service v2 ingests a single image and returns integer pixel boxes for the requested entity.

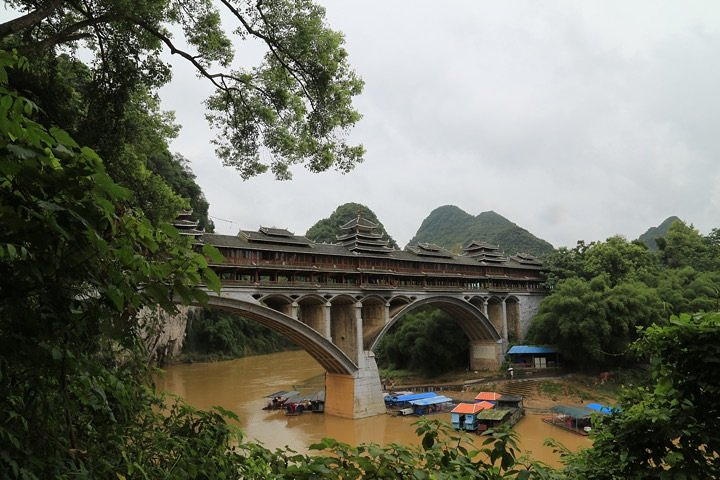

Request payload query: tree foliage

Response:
[528,276,665,369]
[1,0,364,181]
[531,225,720,369]
[0,51,228,478]
[183,308,294,359]
[556,312,720,480]
[376,309,470,376]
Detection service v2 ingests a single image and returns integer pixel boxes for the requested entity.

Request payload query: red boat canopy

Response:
[451,401,495,415]
[475,392,501,401]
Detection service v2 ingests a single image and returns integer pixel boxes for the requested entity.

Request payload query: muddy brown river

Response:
[156,350,590,466]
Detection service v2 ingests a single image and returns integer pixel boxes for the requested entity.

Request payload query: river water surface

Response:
[156,350,590,466]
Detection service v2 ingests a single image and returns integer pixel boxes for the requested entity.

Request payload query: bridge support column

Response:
[469,339,503,371]
[324,351,386,419]
[482,299,488,317]
[501,298,508,352]
[291,301,299,320]
[323,302,332,340]
[384,303,390,325]
[355,302,364,365]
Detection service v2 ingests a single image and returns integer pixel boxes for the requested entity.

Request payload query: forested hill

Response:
[305,203,399,248]
[637,215,681,250]
[407,205,554,257]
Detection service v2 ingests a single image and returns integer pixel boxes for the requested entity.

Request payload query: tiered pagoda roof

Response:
[509,252,543,266]
[462,241,507,264]
[335,215,394,254]
[405,242,454,259]
[173,210,204,239]
[240,227,312,247]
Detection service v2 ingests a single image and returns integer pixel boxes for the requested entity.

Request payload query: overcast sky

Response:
[159,1,720,249]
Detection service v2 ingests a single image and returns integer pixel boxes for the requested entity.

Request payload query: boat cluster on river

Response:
[261,381,615,437]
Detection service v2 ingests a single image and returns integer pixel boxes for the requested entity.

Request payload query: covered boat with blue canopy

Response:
[384,391,437,408]
[408,395,455,416]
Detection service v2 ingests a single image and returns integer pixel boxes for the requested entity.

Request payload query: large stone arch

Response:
[203,295,357,375]
[367,296,500,352]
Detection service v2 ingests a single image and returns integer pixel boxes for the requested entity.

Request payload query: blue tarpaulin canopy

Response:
[507,345,558,355]
[410,395,453,406]
[385,392,437,403]
[586,403,614,414]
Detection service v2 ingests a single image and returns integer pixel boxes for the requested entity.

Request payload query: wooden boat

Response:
[450,401,495,431]
[262,390,300,410]
[408,395,455,416]
[542,405,595,435]
[451,394,524,433]
[384,391,438,412]
[284,390,326,416]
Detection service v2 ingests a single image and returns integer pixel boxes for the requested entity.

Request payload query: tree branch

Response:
[0,0,64,39]
[218,0,316,110]
[127,15,274,104]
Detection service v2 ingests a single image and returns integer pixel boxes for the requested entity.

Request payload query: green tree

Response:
[1,0,364,180]
[660,220,715,271]
[183,309,294,359]
[558,312,720,479]
[528,276,665,369]
[377,309,469,376]
[0,51,237,478]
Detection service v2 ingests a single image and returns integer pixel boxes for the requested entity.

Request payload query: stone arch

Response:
[388,295,412,316]
[467,295,488,312]
[485,296,504,335]
[295,294,330,338]
[328,294,360,364]
[359,295,387,348]
[368,296,500,351]
[505,295,521,341]
[259,294,295,318]
[203,295,356,375]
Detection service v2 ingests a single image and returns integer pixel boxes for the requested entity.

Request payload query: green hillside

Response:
[407,205,554,256]
[637,216,681,250]
[305,203,399,248]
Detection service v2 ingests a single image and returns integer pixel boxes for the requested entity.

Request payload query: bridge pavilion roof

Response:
[202,230,544,272]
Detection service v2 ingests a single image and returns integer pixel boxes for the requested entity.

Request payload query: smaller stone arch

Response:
[388,295,412,317]
[295,294,331,339]
[359,295,388,348]
[260,294,295,318]
[504,295,522,341]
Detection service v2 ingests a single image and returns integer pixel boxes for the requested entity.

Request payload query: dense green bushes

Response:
[182,309,295,361]
[376,308,470,376]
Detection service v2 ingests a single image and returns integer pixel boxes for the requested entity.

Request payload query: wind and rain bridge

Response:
[178,215,547,418]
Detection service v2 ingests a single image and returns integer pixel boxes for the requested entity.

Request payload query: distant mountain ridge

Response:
[637,216,681,250]
[407,205,554,257]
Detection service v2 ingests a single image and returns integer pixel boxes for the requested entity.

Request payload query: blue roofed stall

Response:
[506,345,559,369]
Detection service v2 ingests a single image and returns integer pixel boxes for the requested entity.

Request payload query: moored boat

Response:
[451,394,524,433]
[407,395,455,416]
[263,390,300,410]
